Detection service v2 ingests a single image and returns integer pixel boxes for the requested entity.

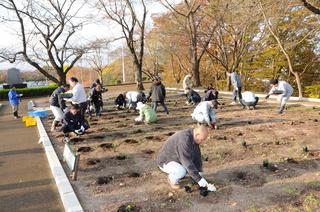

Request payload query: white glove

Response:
[235,87,238,91]
[89,105,93,111]
[135,117,142,122]
[63,108,68,113]
[199,172,202,176]
[19,94,23,97]
[80,125,85,131]
[198,178,208,187]
[74,129,81,134]
[207,184,217,192]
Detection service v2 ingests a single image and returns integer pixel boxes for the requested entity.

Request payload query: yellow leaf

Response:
[230,202,238,206]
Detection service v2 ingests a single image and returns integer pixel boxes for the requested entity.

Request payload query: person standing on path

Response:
[68,77,87,119]
[157,125,216,191]
[49,84,70,131]
[182,73,194,94]
[148,77,169,114]
[8,85,22,119]
[227,71,242,104]
[265,79,293,114]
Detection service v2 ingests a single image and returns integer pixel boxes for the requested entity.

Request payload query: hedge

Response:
[0,85,58,100]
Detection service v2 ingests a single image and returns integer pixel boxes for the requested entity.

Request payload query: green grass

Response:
[283,187,301,195]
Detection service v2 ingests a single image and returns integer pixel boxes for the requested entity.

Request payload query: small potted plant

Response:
[116,154,127,160]
[312,119,318,122]
[199,186,208,197]
[203,155,209,161]
[185,183,192,193]
[263,159,269,167]
[248,121,252,124]
[275,140,280,145]
[221,135,227,140]
[303,145,308,152]
[241,140,247,147]
[125,205,132,211]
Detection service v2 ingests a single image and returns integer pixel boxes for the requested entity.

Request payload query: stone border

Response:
[36,116,83,212]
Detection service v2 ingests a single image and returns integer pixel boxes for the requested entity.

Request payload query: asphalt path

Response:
[0,99,64,212]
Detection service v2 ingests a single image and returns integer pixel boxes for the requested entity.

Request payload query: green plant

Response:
[306,181,320,187]
[283,187,300,195]
[125,205,132,211]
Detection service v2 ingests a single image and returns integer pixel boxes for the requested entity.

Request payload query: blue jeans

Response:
[153,101,169,114]
[160,161,187,184]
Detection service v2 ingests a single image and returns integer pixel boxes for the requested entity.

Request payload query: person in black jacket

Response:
[114,93,126,110]
[87,85,103,117]
[185,87,201,105]
[62,104,89,141]
[147,77,169,114]
[49,84,70,132]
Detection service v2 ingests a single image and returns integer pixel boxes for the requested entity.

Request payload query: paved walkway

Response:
[0,99,64,211]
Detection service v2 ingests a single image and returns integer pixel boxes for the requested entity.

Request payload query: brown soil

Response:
[43,96,320,212]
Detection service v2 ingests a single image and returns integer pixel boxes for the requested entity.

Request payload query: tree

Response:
[160,0,218,87]
[301,0,320,14]
[0,0,91,85]
[256,0,318,97]
[85,46,110,85]
[97,0,148,90]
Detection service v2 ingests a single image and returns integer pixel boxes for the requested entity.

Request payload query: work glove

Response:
[198,178,208,187]
[207,184,217,192]
[265,94,270,99]
[80,125,85,131]
[63,108,68,113]
[19,94,23,97]
[235,87,238,91]
[74,129,82,135]
[208,124,214,129]
[135,117,142,122]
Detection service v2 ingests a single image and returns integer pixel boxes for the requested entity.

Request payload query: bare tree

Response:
[85,46,110,85]
[256,0,316,97]
[97,0,148,90]
[206,1,262,91]
[0,0,92,85]
[301,0,320,14]
[160,0,218,87]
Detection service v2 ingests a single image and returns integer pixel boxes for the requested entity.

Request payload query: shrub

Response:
[304,85,320,98]
[0,85,58,100]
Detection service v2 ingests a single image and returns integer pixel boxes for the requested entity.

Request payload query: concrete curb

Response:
[36,116,83,212]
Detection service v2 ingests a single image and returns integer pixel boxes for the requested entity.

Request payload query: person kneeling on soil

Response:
[185,87,201,105]
[191,100,217,129]
[114,93,126,110]
[134,102,158,124]
[240,91,259,110]
[157,125,216,191]
[62,104,89,141]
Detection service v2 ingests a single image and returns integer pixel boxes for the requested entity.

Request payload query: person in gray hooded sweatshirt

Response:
[157,125,216,192]
[265,79,293,114]
[227,71,242,104]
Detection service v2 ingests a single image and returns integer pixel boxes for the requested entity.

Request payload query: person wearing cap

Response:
[147,77,169,114]
[87,85,103,117]
[265,79,293,114]
[68,77,87,119]
[157,125,216,191]
[124,91,143,112]
[49,84,70,131]
[182,72,193,94]
[240,91,259,110]
[185,87,201,105]
[134,102,158,124]
[191,100,217,128]
[8,85,22,119]
[227,71,242,104]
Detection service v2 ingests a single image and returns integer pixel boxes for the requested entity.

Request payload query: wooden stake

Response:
[72,154,80,181]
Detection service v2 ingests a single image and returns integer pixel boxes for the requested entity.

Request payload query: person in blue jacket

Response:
[8,85,22,119]
[62,104,89,141]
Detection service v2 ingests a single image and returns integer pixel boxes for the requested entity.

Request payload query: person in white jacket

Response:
[265,79,293,114]
[124,91,142,112]
[182,73,193,94]
[240,91,259,110]
[191,100,217,129]
[69,77,87,119]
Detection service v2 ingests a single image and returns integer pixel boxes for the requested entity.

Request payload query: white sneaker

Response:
[185,101,190,105]
[230,101,236,105]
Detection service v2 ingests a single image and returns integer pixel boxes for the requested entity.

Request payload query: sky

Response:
[0,0,169,72]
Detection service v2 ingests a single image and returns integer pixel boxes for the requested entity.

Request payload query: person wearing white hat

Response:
[135,102,158,124]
